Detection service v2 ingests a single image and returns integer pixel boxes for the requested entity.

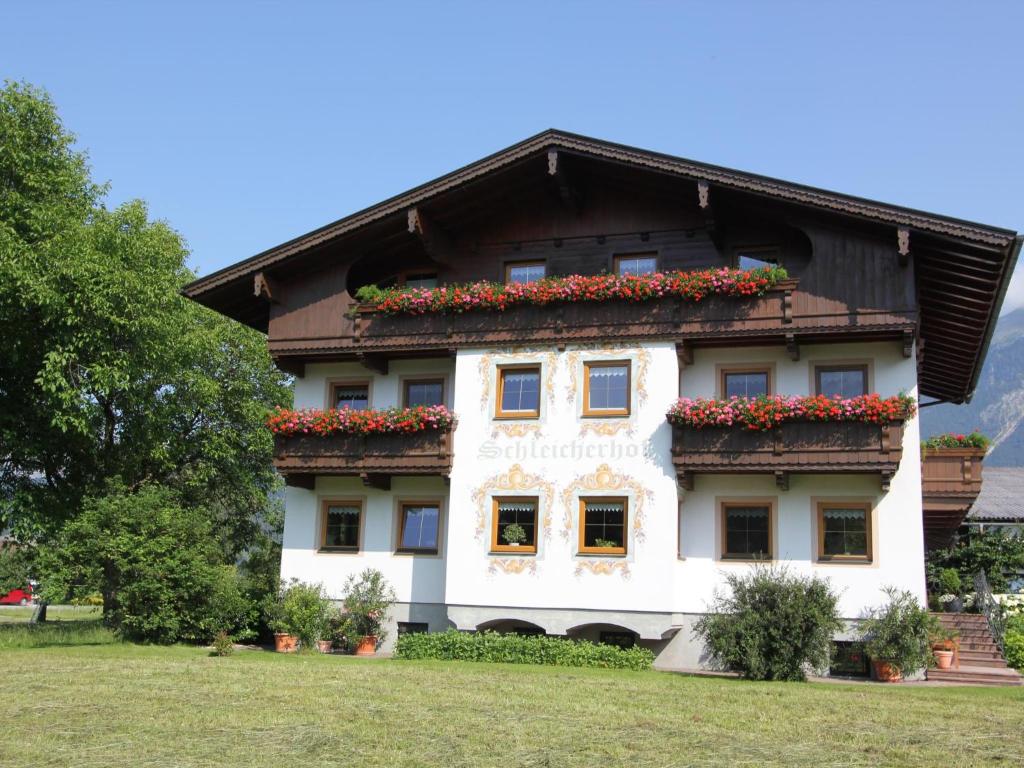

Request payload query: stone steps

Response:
[927,612,1022,686]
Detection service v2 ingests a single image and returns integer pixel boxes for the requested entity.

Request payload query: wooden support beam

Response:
[902,329,914,359]
[546,151,580,213]
[774,471,790,492]
[274,357,305,378]
[254,272,281,303]
[284,473,315,490]
[897,228,911,267]
[676,341,694,368]
[360,472,391,491]
[695,179,722,248]
[678,471,694,492]
[356,352,388,376]
[697,179,710,209]
[786,333,800,361]
[880,470,893,493]
[407,207,455,265]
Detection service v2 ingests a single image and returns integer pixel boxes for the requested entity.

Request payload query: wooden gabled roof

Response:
[183,129,1021,404]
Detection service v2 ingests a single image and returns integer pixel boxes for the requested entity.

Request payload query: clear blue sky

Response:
[4,1,1023,310]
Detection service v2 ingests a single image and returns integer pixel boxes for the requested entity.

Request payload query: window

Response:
[583,361,630,416]
[831,641,870,677]
[599,631,636,649]
[397,622,429,636]
[721,367,771,399]
[397,502,441,554]
[491,498,538,553]
[505,261,546,284]
[404,273,438,289]
[496,366,541,419]
[736,247,780,271]
[320,501,362,552]
[403,378,445,408]
[331,382,370,410]
[579,498,627,555]
[818,503,871,561]
[815,365,868,399]
[614,253,658,276]
[721,503,771,560]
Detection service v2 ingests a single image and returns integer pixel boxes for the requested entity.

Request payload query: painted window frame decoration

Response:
[582,360,632,418]
[578,497,629,556]
[814,364,869,399]
[719,365,773,399]
[396,501,443,556]
[495,364,542,420]
[817,502,872,563]
[720,501,773,561]
[319,499,364,553]
[491,496,540,554]
[504,260,547,285]
[613,252,658,276]
[402,377,446,408]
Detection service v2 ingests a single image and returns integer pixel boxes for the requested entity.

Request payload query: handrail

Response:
[973,569,1006,655]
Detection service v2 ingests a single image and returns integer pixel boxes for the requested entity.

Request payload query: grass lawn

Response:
[0,604,100,623]
[1,631,1022,768]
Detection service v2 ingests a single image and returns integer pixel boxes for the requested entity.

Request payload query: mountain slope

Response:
[921,308,1024,466]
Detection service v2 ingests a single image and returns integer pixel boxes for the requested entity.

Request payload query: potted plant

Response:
[502,523,527,548]
[270,579,333,653]
[937,568,963,613]
[341,569,396,657]
[861,587,940,682]
[930,626,959,670]
[593,538,620,549]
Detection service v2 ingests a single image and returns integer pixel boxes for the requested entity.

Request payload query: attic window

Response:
[736,248,780,271]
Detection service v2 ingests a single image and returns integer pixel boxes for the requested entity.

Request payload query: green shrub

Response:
[269,580,333,649]
[937,568,961,596]
[927,529,1024,593]
[861,587,939,677]
[394,630,654,670]
[693,565,842,681]
[210,630,234,657]
[341,569,396,643]
[1005,630,1024,671]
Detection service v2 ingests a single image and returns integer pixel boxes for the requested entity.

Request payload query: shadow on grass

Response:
[0,619,118,649]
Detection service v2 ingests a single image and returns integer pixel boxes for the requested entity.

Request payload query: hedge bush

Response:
[1005,613,1024,671]
[394,630,654,671]
[693,565,842,681]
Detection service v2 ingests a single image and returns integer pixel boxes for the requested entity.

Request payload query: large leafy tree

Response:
[0,81,289,563]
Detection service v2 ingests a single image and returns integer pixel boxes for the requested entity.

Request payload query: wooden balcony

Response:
[274,427,453,490]
[921,447,987,549]
[672,420,906,490]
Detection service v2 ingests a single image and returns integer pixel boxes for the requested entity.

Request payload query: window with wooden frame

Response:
[720,366,772,399]
[330,381,370,410]
[721,503,772,560]
[320,500,363,552]
[814,364,868,399]
[818,503,872,562]
[579,498,628,555]
[614,253,658,276]
[735,247,781,271]
[491,497,539,553]
[396,502,441,555]
[495,365,541,419]
[402,378,445,408]
[582,361,631,417]
[505,260,546,285]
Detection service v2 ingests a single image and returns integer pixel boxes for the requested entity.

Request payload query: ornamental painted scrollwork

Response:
[559,463,652,543]
[478,348,558,412]
[491,423,543,439]
[575,560,631,578]
[471,463,555,543]
[488,558,538,576]
[564,345,650,406]
[578,420,633,438]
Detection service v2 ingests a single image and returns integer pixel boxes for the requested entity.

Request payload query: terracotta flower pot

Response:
[274,632,298,653]
[316,639,333,654]
[872,659,902,682]
[933,650,954,670]
[355,635,378,656]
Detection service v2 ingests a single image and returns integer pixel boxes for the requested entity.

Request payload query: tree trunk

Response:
[29,601,47,623]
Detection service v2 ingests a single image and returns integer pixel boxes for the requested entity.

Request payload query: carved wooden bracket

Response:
[772,428,783,456]
[782,288,794,324]
[407,207,455,265]
[880,470,893,492]
[897,228,911,266]
[697,179,710,209]
[676,341,694,368]
[678,470,694,492]
[254,272,280,303]
[902,329,914,359]
[284,473,315,490]
[786,333,800,361]
[775,471,789,491]
[356,352,388,376]
[360,472,391,491]
[546,150,580,214]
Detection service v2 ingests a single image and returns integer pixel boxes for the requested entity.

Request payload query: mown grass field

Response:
[0,604,100,623]
[0,624,1022,768]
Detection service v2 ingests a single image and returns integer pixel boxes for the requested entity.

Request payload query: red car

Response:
[0,586,33,606]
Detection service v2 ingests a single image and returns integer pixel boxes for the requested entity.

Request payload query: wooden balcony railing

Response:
[921,447,987,549]
[274,427,453,490]
[672,420,906,491]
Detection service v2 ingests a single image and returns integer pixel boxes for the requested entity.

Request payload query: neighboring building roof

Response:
[182,129,1021,404]
[968,468,1024,522]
